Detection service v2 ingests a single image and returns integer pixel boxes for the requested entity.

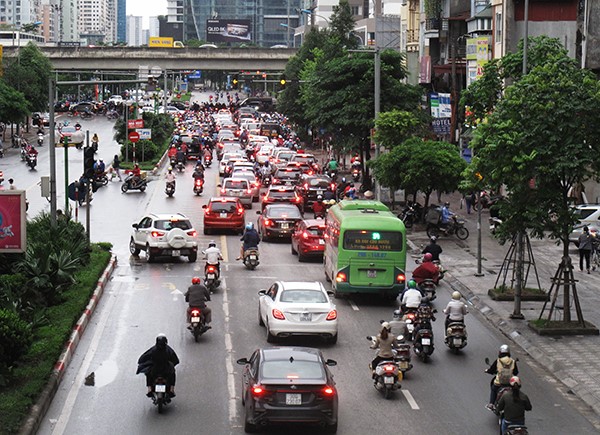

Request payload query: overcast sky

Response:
[126,0,167,27]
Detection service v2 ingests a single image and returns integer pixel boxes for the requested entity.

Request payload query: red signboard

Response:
[128,131,140,143]
[0,191,27,253]
[127,119,144,129]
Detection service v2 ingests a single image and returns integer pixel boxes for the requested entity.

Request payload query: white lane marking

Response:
[220,234,229,263]
[348,300,360,311]
[222,236,238,423]
[51,279,119,435]
[402,389,420,410]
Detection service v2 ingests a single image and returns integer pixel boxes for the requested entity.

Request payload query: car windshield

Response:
[308,178,330,188]
[279,290,327,303]
[276,170,300,178]
[155,219,192,230]
[307,226,324,236]
[269,190,295,198]
[261,360,325,380]
[575,209,597,220]
[267,207,302,219]
[294,155,315,164]
[225,180,248,189]
[210,202,237,213]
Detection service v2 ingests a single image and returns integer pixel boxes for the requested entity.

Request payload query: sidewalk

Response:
[406,193,600,427]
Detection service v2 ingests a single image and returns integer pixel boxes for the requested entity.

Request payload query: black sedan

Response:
[297,175,335,210]
[236,347,338,433]
[257,204,303,242]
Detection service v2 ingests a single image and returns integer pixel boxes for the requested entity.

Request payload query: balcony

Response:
[424,18,441,39]
[406,29,419,52]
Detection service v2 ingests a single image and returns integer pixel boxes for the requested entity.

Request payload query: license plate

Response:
[220,212,227,218]
[249,254,257,260]
[453,338,462,346]
[421,338,431,345]
[316,190,323,195]
[300,313,312,321]
[286,393,302,405]
[407,324,414,332]
[281,223,289,229]
[232,191,241,196]
[319,239,325,245]
[384,376,395,384]
[155,384,166,393]
[207,273,215,279]
[191,316,200,322]
[171,250,180,256]
[399,361,408,369]
[367,270,377,278]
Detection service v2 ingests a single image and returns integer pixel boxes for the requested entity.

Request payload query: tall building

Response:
[126,14,143,46]
[78,0,116,43]
[117,0,126,43]
[149,16,160,38]
[60,0,78,42]
[0,0,36,27]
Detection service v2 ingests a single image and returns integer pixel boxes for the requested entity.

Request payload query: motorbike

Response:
[121,175,147,193]
[398,202,423,228]
[165,181,175,197]
[203,154,212,167]
[193,177,204,195]
[177,161,185,173]
[243,247,260,270]
[426,215,469,240]
[149,376,171,413]
[475,191,502,210]
[93,171,109,187]
[351,165,361,182]
[402,310,417,340]
[367,337,402,400]
[107,110,119,120]
[26,153,37,170]
[489,216,502,235]
[0,170,3,184]
[412,304,436,362]
[445,321,467,353]
[91,140,98,153]
[0,147,4,158]
[420,279,437,301]
[261,173,272,187]
[393,339,413,377]
[204,264,220,292]
[189,307,210,342]
[37,133,44,146]
[327,169,338,180]
[12,134,23,148]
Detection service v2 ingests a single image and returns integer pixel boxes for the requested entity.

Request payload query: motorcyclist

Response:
[176,147,186,165]
[203,240,223,277]
[185,276,212,326]
[237,222,260,261]
[388,310,409,339]
[165,166,176,189]
[443,291,468,329]
[312,195,326,218]
[486,344,519,411]
[192,163,205,181]
[369,322,397,376]
[130,163,142,187]
[412,253,440,285]
[441,202,454,233]
[167,144,177,161]
[27,145,38,157]
[496,376,532,433]
[94,159,106,175]
[399,280,423,314]
[203,146,213,163]
[137,334,179,398]
[327,157,339,173]
[344,183,357,200]
[422,236,443,262]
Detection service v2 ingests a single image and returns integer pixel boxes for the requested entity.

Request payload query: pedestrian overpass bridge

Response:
[1,46,297,71]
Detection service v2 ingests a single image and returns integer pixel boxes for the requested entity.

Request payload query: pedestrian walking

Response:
[465,191,475,214]
[578,226,593,273]
[112,154,123,181]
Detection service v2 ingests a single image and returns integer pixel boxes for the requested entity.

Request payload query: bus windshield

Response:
[343,230,403,251]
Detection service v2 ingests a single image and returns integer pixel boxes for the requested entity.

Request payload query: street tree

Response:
[2,42,52,113]
[0,80,30,125]
[373,109,429,149]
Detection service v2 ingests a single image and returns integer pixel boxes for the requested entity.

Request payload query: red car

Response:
[291,219,326,261]
[202,197,246,234]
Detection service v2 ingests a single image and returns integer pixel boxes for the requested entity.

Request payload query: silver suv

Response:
[569,204,600,246]
[130,213,198,262]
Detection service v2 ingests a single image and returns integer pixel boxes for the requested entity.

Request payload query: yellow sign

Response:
[148,37,174,48]
[0,44,3,76]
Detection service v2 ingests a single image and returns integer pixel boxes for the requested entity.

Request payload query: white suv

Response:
[130,213,198,262]
[569,204,600,246]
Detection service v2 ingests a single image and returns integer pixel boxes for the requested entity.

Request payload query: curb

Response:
[18,255,118,435]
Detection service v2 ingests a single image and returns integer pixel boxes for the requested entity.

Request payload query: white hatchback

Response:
[258,281,338,344]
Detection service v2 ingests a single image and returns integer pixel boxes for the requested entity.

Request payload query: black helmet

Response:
[156,333,168,347]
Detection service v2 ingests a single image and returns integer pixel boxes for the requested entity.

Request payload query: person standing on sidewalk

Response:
[112,155,123,181]
[578,226,593,273]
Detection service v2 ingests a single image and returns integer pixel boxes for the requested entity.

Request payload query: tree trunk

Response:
[562,234,571,322]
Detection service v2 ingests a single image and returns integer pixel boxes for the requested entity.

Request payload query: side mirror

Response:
[258,289,267,295]
[132,223,139,229]
[217,184,222,188]
[325,359,337,367]
[256,210,262,215]
[236,358,249,365]
[201,204,207,209]
[433,309,438,313]
[379,319,385,324]
[326,290,334,297]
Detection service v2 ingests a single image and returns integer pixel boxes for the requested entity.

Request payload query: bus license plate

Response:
[367,270,377,278]
[155,384,166,393]
[171,250,180,256]
[421,338,431,345]
[300,313,312,321]
[286,393,302,405]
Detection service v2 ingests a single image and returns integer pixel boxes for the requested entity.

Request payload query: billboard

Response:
[148,37,174,48]
[206,19,252,43]
[0,191,27,253]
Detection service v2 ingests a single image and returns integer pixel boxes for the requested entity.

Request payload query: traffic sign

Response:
[128,131,140,143]
[127,119,144,129]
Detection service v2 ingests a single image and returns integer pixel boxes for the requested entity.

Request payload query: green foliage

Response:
[2,43,52,113]
[329,0,358,50]
[96,242,113,252]
[374,110,429,148]
[0,80,30,124]
[370,138,466,205]
[424,0,442,18]
[120,139,161,162]
[0,309,33,383]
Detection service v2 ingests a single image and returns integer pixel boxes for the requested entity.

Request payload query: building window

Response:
[495,11,502,41]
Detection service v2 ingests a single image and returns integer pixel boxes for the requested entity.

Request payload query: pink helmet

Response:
[423,253,433,262]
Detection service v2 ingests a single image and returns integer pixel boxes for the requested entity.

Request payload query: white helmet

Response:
[381,322,391,332]
[452,291,461,300]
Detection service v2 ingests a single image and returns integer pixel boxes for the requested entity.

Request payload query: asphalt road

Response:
[28,124,599,434]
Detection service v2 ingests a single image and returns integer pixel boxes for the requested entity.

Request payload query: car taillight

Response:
[302,232,309,239]
[396,273,406,284]
[304,183,308,189]
[151,231,165,238]
[336,272,347,283]
[330,183,336,190]
[308,170,314,175]
[251,385,265,397]
[187,230,197,237]
[220,188,226,194]
[322,386,335,396]
[247,189,252,194]
[326,310,337,321]
[272,309,285,320]
[294,196,301,202]
[237,207,244,214]
[264,219,272,226]
[191,309,201,316]
[406,313,415,321]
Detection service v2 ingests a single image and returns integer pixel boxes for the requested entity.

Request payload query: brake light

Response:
[336,272,347,283]
[191,309,201,316]
[207,266,216,273]
[263,219,272,226]
[308,170,314,175]
[326,310,337,321]
[151,231,165,238]
[304,183,308,189]
[272,309,285,320]
[384,364,396,372]
[220,188,226,194]
[187,230,197,237]
[302,232,309,239]
[330,183,336,190]
[251,385,264,397]
[247,189,252,194]
[396,273,406,284]
[237,207,244,214]
[322,386,335,396]
[406,313,415,320]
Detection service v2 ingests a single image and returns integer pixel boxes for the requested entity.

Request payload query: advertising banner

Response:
[0,191,26,253]
[430,93,451,118]
[148,37,174,48]
[206,19,252,43]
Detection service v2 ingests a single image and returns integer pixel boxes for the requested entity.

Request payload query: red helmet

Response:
[191,277,201,285]
[423,253,433,262]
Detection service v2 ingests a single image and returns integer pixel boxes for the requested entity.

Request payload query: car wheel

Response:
[129,238,140,256]
[324,422,338,434]
[327,334,338,345]
[266,321,276,343]
[298,252,306,262]
[258,307,264,326]
[146,245,155,263]
[244,413,258,434]
[188,253,197,263]
[203,228,210,235]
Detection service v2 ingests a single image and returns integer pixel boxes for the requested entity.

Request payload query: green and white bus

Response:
[323,200,407,298]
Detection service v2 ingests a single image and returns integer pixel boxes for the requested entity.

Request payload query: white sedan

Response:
[258,281,338,344]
